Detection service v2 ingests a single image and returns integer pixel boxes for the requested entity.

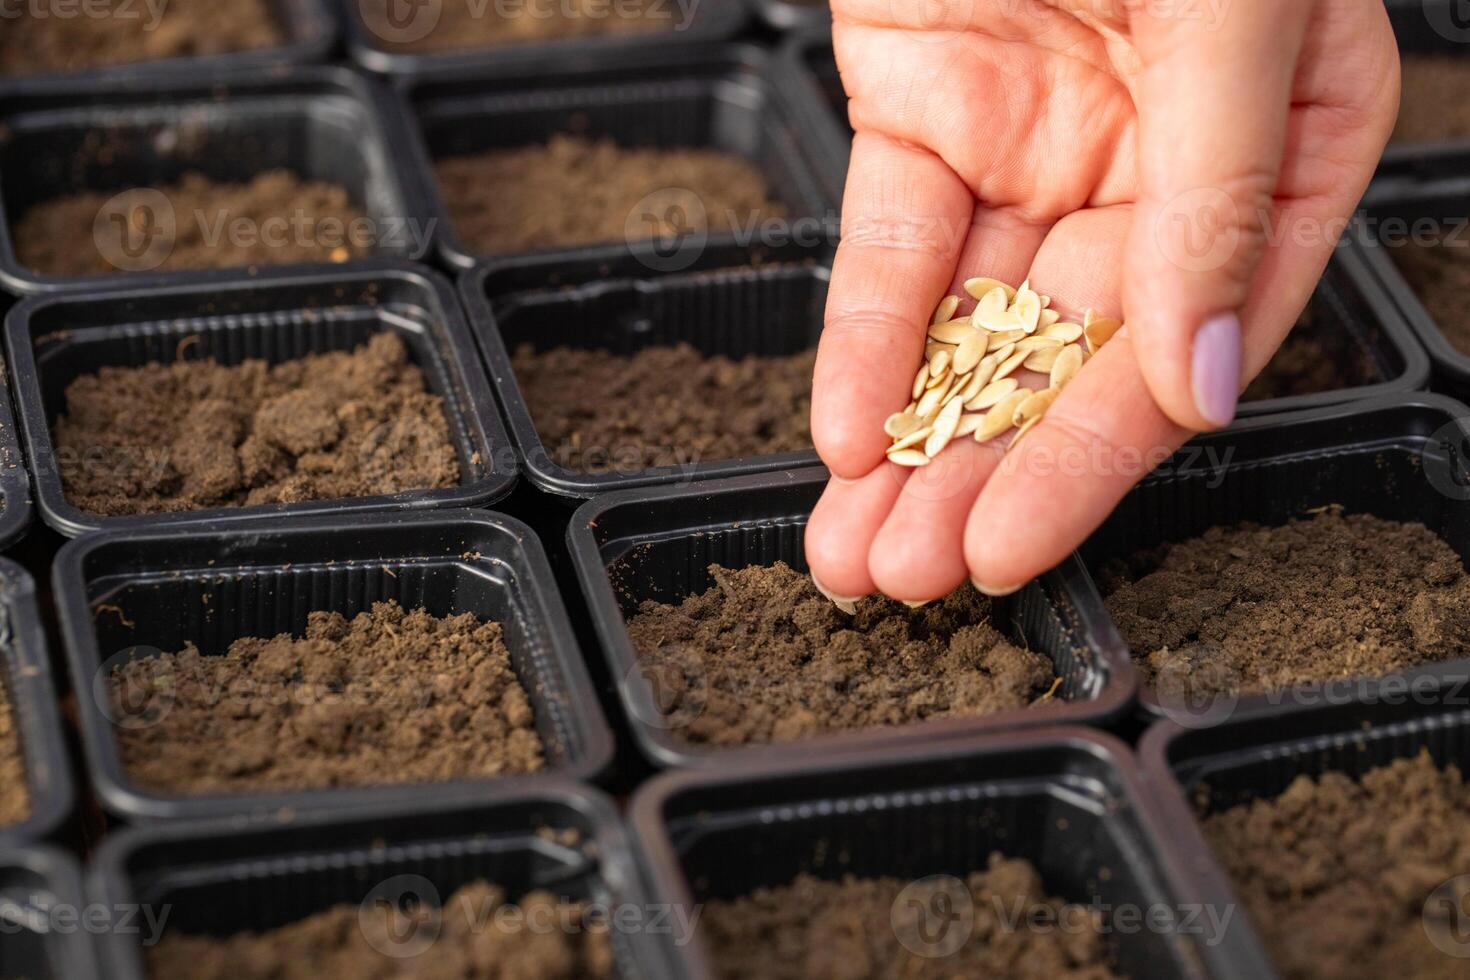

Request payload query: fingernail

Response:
[811,573,862,615]
[1191,312,1242,428]
[971,578,1024,597]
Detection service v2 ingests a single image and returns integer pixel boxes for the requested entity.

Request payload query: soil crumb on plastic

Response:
[1389,235,1470,355]
[625,562,1056,745]
[704,856,1122,980]
[54,332,460,516]
[1202,751,1470,980]
[435,136,785,253]
[1395,55,1470,145]
[112,601,544,794]
[358,0,666,50]
[1102,510,1470,698]
[0,679,28,826]
[14,171,372,276]
[149,882,613,979]
[0,0,282,76]
[1241,301,1377,402]
[514,343,815,472]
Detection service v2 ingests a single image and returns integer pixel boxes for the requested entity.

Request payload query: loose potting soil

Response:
[514,342,815,472]
[0,0,282,76]
[1102,510,1470,698]
[1394,56,1470,145]
[149,882,613,979]
[357,0,666,51]
[624,562,1057,745]
[14,171,373,276]
[703,855,1122,980]
[1201,751,1470,980]
[0,679,28,826]
[1390,235,1470,355]
[54,332,460,516]
[1241,302,1377,402]
[112,601,544,794]
[434,135,785,253]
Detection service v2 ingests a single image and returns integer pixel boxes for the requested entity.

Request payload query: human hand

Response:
[806,0,1399,603]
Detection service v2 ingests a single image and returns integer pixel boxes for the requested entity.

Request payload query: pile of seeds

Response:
[884,277,1121,466]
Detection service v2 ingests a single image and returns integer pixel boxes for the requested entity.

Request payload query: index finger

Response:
[811,132,973,477]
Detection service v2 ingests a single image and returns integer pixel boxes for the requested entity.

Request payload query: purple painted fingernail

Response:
[1191,313,1242,428]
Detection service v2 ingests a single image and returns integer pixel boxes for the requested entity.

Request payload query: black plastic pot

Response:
[745,0,828,32]
[566,468,1138,770]
[462,239,833,503]
[0,560,73,850]
[390,42,841,272]
[1358,177,1470,403]
[339,0,747,77]
[0,66,426,295]
[53,509,613,822]
[0,291,33,549]
[630,727,1272,979]
[1235,239,1428,417]
[778,28,849,206]
[5,264,516,537]
[1381,0,1470,178]
[0,847,98,979]
[0,0,336,86]
[1074,392,1470,727]
[89,783,670,980]
[1139,686,1470,979]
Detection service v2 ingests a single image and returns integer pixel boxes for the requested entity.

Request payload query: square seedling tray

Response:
[1074,393,1470,726]
[630,727,1270,978]
[567,468,1137,770]
[0,847,97,979]
[341,0,747,77]
[392,42,839,270]
[462,239,832,502]
[1140,688,1470,978]
[1358,176,1470,402]
[0,0,335,86]
[0,561,73,850]
[54,509,613,821]
[0,66,422,294]
[89,784,669,980]
[5,265,516,536]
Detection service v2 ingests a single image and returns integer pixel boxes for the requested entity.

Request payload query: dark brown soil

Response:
[704,855,1121,980]
[113,601,543,795]
[357,0,666,51]
[1389,235,1470,355]
[624,562,1057,745]
[1395,56,1470,145]
[54,332,459,516]
[14,171,372,276]
[435,135,785,253]
[0,678,27,826]
[0,0,282,76]
[514,342,815,472]
[1201,751,1470,980]
[149,882,612,980]
[1241,302,1377,402]
[1102,510,1470,698]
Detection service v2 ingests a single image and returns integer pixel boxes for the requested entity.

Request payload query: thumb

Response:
[1124,0,1312,431]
